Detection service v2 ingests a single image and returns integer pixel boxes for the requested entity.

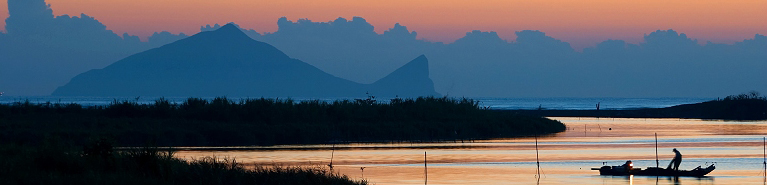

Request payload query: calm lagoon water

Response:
[175,118,767,185]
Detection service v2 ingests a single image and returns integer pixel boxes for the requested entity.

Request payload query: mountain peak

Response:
[383,55,429,80]
[217,23,240,32]
[168,22,259,49]
[370,55,439,97]
[206,23,248,38]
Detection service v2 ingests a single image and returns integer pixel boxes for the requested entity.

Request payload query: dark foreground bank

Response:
[0,97,565,147]
[507,93,767,120]
[0,143,366,185]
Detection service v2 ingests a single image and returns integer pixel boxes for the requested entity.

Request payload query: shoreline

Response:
[501,109,703,119]
[502,102,767,121]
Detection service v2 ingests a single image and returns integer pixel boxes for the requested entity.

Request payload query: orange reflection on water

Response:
[176,118,767,185]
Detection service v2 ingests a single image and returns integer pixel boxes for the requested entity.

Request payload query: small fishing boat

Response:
[592,161,716,177]
[593,134,718,177]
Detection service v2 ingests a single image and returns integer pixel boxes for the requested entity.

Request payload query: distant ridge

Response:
[52,24,439,97]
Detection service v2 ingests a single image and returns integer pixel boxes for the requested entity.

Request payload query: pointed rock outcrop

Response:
[369,55,440,97]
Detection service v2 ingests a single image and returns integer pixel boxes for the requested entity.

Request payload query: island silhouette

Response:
[52,24,440,97]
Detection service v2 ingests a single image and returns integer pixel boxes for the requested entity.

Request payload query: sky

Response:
[1,0,765,50]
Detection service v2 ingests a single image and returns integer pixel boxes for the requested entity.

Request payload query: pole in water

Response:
[425,151,428,185]
[655,133,659,169]
[763,137,765,182]
[329,144,335,171]
[535,133,541,179]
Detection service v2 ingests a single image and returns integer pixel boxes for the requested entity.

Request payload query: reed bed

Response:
[0,96,566,146]
[0,142,366,185]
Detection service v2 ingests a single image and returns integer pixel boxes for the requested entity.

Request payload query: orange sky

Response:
[1,0,766,49]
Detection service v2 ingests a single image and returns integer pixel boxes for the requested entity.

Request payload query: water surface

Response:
[175,117,767,184]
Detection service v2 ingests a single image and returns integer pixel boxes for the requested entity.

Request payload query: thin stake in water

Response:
[655,133,660,177]
[329,144,335,171]
[655,133,659,169]
[535,133,541,179]
[425,151,428,185]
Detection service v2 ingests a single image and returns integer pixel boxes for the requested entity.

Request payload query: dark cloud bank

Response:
[2,0,766,97]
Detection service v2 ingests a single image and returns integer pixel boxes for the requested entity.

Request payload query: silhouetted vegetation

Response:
[721,91,766,101]
[0,142,366,185]
[663,91,767,120]
[509,92,767,120]
[0,97,565,147]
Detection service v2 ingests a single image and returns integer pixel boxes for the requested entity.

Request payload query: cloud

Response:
[736,34,767,52]
[383,23,417,41]
[256,17,433,84]
[453,30,508,46]
[148,31,188,47]
[250,18,766,97]
[641,29,700,52]
[0,0,184,95]
[274,17,376,38]
[513,30,573,54]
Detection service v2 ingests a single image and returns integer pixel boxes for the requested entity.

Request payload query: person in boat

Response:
[666,148,682,171]
[620,160,633,172]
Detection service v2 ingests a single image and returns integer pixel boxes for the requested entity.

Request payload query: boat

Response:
[592,161,716,177]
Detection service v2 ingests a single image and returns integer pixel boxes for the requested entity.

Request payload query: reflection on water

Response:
[601,175,716,185]
[176,118,767,184]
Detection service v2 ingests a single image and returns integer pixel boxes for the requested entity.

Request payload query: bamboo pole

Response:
[329,144,335,171]
[535,134,541,179]
[655,133,659,169]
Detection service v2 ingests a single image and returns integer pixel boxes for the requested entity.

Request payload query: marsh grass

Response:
[0,143,366,185]
[0,96,565,146]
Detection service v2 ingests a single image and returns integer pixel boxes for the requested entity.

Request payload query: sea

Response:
[0,96,713,110]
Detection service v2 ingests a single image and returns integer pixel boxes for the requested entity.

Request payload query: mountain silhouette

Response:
[370,55,437,97]
[52,24,440,97]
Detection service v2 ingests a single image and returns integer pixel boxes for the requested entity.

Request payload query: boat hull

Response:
[598,165,715,177]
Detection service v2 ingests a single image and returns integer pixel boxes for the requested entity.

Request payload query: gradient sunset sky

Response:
[1,0,765,49]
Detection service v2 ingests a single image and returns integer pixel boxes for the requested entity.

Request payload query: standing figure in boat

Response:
[667,148,682,171]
